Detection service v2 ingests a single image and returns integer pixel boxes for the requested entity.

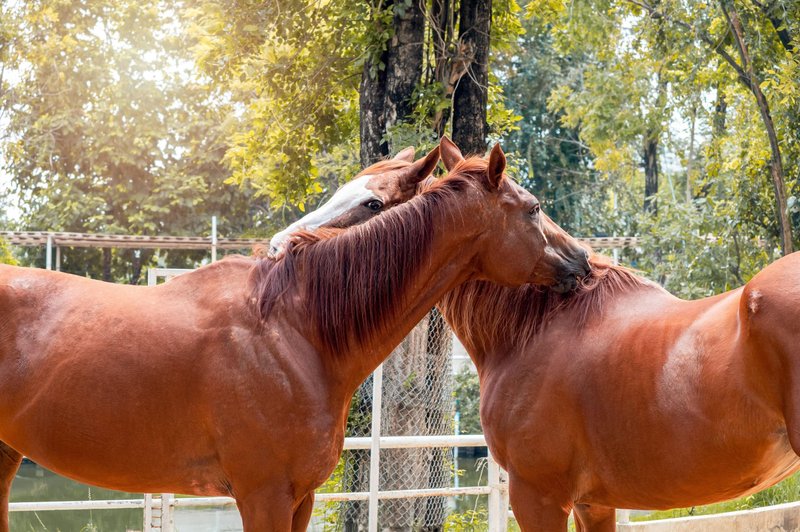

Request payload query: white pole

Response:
[55,246,61,271]
[161,493,174,532]
[143,493,153,532]
[488,452,508,532]
[211,216,218,263]
[612,191,620,265]
[367,365,384,532]
[46,234,53,270]
[454,409,460,488]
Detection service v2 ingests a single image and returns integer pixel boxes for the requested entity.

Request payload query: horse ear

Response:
[393,146,415,162]
[440,136,464,171]
[400,145,440,187]
[487,143,506,190]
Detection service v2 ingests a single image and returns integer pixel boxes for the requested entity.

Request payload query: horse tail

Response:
[739,254,800,455]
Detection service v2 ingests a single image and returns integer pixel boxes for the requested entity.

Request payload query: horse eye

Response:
[529,203,540,217]
[365,200,383,212]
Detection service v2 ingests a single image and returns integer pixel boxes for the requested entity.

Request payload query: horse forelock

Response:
[248,171,473,357]
[439,254,653,351]
[356,158,412,178]
[445,157,505,190]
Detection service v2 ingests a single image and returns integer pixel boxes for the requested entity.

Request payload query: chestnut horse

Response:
[278,138,800,531]
[0,144,589,531]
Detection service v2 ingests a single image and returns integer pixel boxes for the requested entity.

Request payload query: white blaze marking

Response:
[269,174,378,253]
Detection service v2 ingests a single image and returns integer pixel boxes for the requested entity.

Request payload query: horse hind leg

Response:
[573,504,617,532]
[0,441,22,532]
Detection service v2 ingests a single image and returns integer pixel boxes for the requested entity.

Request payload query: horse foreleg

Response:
[508,476,570,532]
[573,504,616,532]
[291,492,315,532]
[236,485,294,532]
[0,442,22,532]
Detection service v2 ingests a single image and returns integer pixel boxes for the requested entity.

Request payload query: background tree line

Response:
[1,0,799,298]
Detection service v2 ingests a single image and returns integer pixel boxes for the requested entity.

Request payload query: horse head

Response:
[436,137,590,290]
[269,147,438,255]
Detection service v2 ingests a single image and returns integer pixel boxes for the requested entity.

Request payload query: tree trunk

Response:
[713,84,727,138]
[130,250,142,285]
[643,135,659,214]
[383,0,425,138]
[360,48,389,166]
[354,4,454,530]
[452,0,491,155]
[643,73,666,214]
[102,248,112,282]
[431,0,455,136]
[686,103,697,204]
[722,0,793,254]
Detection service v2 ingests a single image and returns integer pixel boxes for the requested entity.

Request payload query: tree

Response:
[624,0,797,254]
[1,0,257,282]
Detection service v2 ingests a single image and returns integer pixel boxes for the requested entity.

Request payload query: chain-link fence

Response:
[326,309,455,532]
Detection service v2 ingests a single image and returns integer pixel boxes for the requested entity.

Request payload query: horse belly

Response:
[0,345,226,495]
[0,383,226,495]
[583,423,800,510]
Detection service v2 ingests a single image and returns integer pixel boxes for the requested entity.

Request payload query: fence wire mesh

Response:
[327,308,455,531]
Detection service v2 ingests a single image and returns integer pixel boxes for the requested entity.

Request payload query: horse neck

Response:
[438,267,657,372]
[294,188,488,394]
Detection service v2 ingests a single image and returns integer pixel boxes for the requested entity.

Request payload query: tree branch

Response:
[749,0,795,53]
[623,0,750,85]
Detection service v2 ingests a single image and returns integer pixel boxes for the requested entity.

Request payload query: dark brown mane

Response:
[438,254,657,351]
[248,172,473,357]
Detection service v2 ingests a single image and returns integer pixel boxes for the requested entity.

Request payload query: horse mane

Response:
[438,254,657,351]
[248,170,477,357]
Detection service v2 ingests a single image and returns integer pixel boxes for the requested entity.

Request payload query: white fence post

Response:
[367,364,384,532]
[487,452,508,532]
[161,493,175,532]
[45,234,53,270]
[143,493,154,532]
[211,216,218,262]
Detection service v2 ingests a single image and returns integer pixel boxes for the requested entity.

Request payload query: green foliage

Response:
[444,508,489,531]
[454,368,482,435]
[186,0,366,207]
[0,239,17,266]
[635,190,774,298]
[311,457,346,531]
[510,0,800,288]
[1,0,258,281]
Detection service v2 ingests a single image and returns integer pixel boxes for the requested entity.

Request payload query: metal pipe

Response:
[211,216,217,262]
[367,364,384,532]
